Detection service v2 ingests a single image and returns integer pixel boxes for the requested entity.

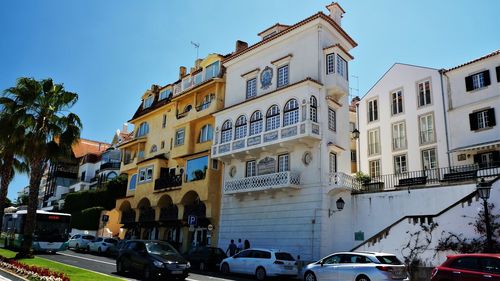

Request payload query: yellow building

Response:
[115,54,225,253]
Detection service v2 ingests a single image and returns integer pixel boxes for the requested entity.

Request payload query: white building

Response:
[212,3,357,260]
[444,50,500,168]
[358,64,449,178]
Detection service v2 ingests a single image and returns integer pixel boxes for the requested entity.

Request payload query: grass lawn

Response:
[0,248,125,281]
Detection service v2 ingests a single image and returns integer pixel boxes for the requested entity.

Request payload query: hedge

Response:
[70,207,104,230]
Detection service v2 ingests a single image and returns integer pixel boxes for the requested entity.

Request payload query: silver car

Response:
[303,251,409,281]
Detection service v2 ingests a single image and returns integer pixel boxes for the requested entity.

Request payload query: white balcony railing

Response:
[224,171,301,194]
[329,172,361,190]
[213,120,321,158]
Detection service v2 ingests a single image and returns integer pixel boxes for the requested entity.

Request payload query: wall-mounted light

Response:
[352,129,360,140]
[329,197,345,217]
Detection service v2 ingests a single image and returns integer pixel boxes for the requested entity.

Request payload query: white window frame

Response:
[199,124,213,143]
[394,154,407,174]
[246,160,256,177]
[266,105,280,131]
[368,128,380,156]
[283,99,299,126]
[391,89,404,115]
[392,122,406,150]
[310,96,318,122]
[419,113,435,145]
[249,111,263,136]
[368,98,378,122]
[328,107,336,131]
[472,72,485,89]
[369,159,381,177]
[477,110,490,129]
[329,153,337,173]
[246,78,257,99]
[422,148,437,170]
[417,80,432,107]
[234,116,247,140]
[143,95,153,109]
[278,154,290,172]
[326,53,335,75]
[221,120,233,143]
[336,55,347,79]
[277,65,289,88]
[175,128,185,146]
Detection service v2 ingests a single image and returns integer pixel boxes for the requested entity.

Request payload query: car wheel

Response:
[356,275,371,281]
[97,247,102,255]
[304,271,317,281]
[221,263,230,274]
[116,259,124,274]
[255,267,266,281]
[75,243,79,251]
[143,265,151,280]
[199,261,205,271]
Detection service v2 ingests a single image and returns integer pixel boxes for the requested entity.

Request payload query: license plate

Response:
[171,270,183,274]
[284,265,293,270]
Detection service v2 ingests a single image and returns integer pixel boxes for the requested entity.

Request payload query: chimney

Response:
[351,96,360,106]
[326,2,345,26]
[151,84,159,93]
[195,59,202,70]
[122,123,128,134]
[179,66,187,79]
[235,40,248,53]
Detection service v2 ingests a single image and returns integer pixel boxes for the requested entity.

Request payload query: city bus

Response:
[2,210,71,252]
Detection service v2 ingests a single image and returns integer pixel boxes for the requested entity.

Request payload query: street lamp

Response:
[477,178,493,253]
[329,197,345,217]
[352,128,360,140]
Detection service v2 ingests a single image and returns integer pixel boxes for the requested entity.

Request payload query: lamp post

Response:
[329,197,345,217]
[477,178,493,253]
[352,129,360,172]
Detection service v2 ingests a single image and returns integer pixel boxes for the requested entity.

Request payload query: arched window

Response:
[266,105,280,131]
[199,124,213,143]
[150,145,157,153]
[220,120,232,143]
[184,104,192,112]
[136,122,149,137]
[234,115,247,140]
[310,96,318,122]
[283,99,299,126]
[249,111,263,136]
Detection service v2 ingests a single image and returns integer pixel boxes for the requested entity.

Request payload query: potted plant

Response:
[354,172,371,184]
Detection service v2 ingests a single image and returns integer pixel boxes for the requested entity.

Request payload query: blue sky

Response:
[1,0,499,200]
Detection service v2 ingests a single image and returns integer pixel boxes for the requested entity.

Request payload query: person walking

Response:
[244,239,250,250]
[236,238,243,253]
[226,239,237,256]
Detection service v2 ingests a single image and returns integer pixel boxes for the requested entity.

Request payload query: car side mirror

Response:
[320,260,324,267]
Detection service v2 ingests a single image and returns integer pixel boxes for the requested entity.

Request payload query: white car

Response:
[87,237,118,255]
[220,248,297,281]
[67,234,95,251]
[303,251,409,281]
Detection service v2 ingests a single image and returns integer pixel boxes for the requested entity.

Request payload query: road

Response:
[37,250,298,281]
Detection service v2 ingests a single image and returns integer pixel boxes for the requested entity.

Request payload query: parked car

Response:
[87,237,118,255]
[430,253,500,281]
[67,234,95,251]
[108,239,127,258]
[184,246,227,271]
[303,251,409,281]
[116,240,190,280]
[220,248,297,281]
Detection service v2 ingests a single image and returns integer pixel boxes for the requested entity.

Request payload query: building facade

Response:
[212,3,357,260]
[116,54,225,253]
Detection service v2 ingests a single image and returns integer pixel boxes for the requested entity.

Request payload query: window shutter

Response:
[487,108,496,126]
[465,75,473,91]
[469,112,479,130]
[483,70,491,86]
[496,66,500,83]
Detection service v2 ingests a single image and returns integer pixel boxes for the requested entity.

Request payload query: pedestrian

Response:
[237,238,243,252]
[244,239,250,249]
[226,239,237,256]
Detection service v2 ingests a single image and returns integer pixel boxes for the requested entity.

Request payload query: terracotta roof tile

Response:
[445,50,500,72]
[72,139,111,158]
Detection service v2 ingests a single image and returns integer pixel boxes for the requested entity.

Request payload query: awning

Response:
[450,140,500,153]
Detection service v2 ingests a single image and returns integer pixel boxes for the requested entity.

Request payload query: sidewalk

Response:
[0,269,26,281]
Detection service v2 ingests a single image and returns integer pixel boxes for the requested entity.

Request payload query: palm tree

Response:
[1,77,82,258]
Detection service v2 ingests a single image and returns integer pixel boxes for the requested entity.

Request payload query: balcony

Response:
[100,162,121,170]
[344,162,500,194]
[154,175,183,191]
[224,171,301,195]
[212,120,321,160]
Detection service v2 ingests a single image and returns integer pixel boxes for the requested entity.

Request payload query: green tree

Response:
[1,77,82,258]
[15,194,29,206]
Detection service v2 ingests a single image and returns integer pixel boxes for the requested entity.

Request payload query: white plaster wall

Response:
[358,64,449,174]
[445,54,500,161]
[355,179,500,266]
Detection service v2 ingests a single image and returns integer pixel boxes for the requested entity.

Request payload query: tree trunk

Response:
[17,158,45,259]
[0,155,14,229]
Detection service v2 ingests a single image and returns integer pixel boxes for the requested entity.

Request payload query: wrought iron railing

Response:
[224,171,301,194]
[154,175,183,190]
[195,100,212,111]
[350,162,499,193]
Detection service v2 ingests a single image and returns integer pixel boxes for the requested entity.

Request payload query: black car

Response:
[184,246,227,271]
[116,240,190,280]
[108,239,127,257]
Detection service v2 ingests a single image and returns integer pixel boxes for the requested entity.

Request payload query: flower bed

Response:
[0,255,70,281]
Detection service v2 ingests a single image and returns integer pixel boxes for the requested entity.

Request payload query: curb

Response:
[0,267,30,281]
[34,256,128,280]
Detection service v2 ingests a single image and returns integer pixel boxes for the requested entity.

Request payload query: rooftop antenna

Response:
[190,41,200,60]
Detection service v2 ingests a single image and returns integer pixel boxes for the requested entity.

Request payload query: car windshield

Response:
[146,241,179,255]
[376,255,403,265]
[275,252,295,261]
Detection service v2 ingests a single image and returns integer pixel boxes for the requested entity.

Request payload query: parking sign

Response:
[187,215,197,226]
